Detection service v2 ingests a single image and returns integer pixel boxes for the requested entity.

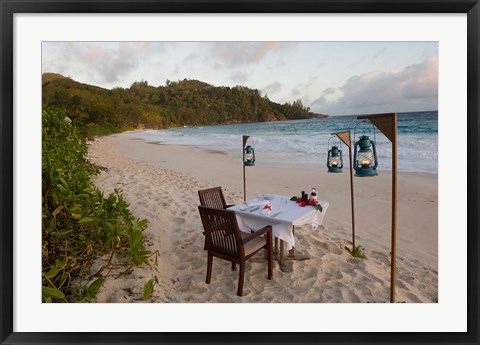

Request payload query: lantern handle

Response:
[353,119,377,143]
[243,136,255,149]
[328,135,342,150]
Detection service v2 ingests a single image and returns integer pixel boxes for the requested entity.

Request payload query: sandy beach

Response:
[87,133,438,303]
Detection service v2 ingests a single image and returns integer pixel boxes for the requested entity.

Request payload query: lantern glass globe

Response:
[357,150,373,168]
[330,156,340,167]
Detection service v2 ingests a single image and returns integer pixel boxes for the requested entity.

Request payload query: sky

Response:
[42,41,438,116]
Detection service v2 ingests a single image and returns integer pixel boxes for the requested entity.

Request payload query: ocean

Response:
[125,111,438,174]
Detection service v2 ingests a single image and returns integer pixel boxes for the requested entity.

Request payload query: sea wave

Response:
[125,111,438,174]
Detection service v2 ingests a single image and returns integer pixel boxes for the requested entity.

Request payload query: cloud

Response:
[401,57,438,99]
[42,42,168,86]
[211,42,292,68]
[372,47,387,60]
[262,82,282,95]
[311,56,438,115]
[80,45,138,83]
[216,42,293,84]
[308,88,338,110]
[310,96,327,107]
[230,71,249,84]
[184,52,200,64]
[287,77,320,101]
[291,88,300,96]
[322,87,337,96]
[305,76,318,88]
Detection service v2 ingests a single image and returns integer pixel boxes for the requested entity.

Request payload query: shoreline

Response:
[87,133,438,303]
[122,134,439,176]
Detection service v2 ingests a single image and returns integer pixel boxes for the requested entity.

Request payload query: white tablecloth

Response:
[228,195,329,250]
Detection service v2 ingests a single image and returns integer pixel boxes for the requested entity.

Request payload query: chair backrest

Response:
[198,187,227,209]
[198,206,243,258]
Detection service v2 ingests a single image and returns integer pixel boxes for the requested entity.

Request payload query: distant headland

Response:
[42,73,329,136]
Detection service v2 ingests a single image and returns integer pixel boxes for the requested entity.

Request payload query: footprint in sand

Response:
[405,292,422,302]
[176,262,190,271]
[173,217,186,225]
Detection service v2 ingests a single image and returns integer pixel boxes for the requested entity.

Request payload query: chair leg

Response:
[232,262,236,271]
[206,252,213,284]
[267,233,273,280]
[237,262,245,296]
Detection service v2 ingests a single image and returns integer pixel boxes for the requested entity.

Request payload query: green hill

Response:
[42,74,328,135]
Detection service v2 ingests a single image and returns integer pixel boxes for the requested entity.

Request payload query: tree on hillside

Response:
[42,74,328,135]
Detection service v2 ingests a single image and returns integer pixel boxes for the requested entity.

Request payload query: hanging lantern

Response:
[243,144,255,166]
[353,135,378,176]
[327,145,343,173]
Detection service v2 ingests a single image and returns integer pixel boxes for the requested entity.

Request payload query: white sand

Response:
[87,133,438,303]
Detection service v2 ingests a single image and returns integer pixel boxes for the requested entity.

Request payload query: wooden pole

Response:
[333,131,355,252]
[390,114,398,303]
[348,144,356,250]
[243,164,246,202]
[357,112,397,303]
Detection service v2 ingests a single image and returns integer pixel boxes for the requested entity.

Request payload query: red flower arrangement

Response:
[291,196,323,212]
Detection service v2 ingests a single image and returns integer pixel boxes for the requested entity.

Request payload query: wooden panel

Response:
[243,135,249,147]
[332,130,351,148]
[357,113,397,143]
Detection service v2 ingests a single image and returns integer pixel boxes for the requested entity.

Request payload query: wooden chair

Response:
[197,186,233,210]
[198,206,273,296]
[198,187,234,249]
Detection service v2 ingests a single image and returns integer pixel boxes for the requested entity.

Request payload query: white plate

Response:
[239,203,258,211]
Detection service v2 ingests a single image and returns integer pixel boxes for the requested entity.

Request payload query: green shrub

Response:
[83,122,134,138]
[42,107,152,302]
[344,245,367,260]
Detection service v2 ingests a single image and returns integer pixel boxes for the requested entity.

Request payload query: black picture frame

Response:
[1,1,479,344]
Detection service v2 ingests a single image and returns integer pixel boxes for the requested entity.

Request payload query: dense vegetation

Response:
[42,73,328,136]
[42,107,154,302]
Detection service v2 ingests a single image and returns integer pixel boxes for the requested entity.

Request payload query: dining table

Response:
[228,194,330,273]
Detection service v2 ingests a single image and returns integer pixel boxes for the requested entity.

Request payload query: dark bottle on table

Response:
[301,191,305,202]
